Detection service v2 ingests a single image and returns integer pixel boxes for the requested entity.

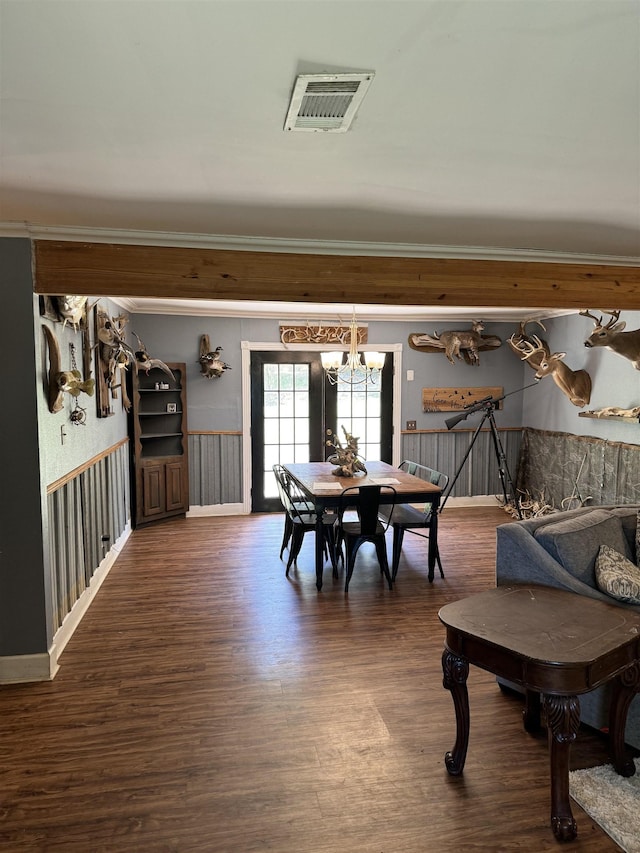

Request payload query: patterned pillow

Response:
[595,544,640,604]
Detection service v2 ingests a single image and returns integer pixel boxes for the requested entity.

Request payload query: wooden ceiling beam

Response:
[33,240,640,309]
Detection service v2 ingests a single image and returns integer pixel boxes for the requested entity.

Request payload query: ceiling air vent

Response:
[284,72,375,133]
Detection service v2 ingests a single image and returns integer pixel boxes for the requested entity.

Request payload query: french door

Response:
[250,351,392,512]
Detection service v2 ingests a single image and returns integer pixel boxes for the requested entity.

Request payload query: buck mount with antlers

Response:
[509,329,592,408]
[580,309,640,371]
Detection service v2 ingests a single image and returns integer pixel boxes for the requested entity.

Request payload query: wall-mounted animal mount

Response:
[43,325,95,413]
[580,309,640,370]
[95,309,135,414]
[409,320,501,365]
[133,333,175,380]
[511,334,592,408]
[40,295,90,331]
[506,319,549,368]
[199,335,232,379]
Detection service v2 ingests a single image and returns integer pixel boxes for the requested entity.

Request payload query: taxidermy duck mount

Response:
[199,335,232,379]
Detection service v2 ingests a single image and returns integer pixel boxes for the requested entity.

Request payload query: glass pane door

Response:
[263,362,311,499]
[251,351,393,513]
[251,352,324,512]
[324,359,393,464]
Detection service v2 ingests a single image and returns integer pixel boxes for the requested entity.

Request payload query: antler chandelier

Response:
[320,310,385,386]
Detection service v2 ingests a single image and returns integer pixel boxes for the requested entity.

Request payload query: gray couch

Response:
[495,504,640,748]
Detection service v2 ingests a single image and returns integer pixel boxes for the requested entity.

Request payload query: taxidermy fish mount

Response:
[43,325,95,413]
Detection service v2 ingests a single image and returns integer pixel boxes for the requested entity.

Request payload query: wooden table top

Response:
[283,461,442,500]
[439,584,640,671]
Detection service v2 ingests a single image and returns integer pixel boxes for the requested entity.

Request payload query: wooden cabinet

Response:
[130,362,189,527]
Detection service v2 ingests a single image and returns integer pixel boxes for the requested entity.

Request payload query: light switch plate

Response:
[406,420,417,430]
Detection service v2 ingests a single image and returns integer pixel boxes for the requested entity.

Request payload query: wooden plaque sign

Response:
[422,387,503,413]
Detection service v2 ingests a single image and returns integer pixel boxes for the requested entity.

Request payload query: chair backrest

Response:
[339,484,396,535]
[272,464,314,519]
[399,460,449,514]
[273,464,293,512]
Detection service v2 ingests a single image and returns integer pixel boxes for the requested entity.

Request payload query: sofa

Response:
[495,504,640,749]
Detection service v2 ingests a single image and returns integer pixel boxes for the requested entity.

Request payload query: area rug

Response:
[569,758,640,852]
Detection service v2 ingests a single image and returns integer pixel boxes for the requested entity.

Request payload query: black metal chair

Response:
[377,460,448,581]
[273,464,338,576]
[335,484,396,592]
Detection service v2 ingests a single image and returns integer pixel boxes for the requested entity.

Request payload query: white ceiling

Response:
[1,0,639,322]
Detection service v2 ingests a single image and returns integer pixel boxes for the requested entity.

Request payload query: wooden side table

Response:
[438,585,640,842]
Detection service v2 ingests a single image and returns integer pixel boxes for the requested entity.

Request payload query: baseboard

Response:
[0,653,58,684]
[445,495,504,507]
[187,499,500,516]
[187,503,246,517]
[0,523,132,684]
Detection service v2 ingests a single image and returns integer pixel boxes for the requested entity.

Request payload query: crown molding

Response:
[1,221,639,267]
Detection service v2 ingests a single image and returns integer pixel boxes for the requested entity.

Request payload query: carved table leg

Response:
[523,689,541,734]
[442,649,470,776]
[543,694,580,843]
[609,662,640,777]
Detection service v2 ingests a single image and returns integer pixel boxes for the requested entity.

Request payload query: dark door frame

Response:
[240,341,402,513]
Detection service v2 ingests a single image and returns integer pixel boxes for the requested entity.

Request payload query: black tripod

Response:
[439,385,537,518]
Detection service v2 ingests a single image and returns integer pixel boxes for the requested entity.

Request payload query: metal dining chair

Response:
[273,464,338,576]
[335,484,396,592]
[377,460,448,581]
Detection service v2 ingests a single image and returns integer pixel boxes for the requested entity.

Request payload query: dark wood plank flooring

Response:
[0,507,624,851]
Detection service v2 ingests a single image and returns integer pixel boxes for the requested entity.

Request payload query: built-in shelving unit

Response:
[129,363,189,527]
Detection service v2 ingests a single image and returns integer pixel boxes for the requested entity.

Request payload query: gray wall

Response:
[1,239,49,655]
[130,315,528,432]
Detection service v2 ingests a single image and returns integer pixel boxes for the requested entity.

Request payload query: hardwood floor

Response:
[0,507,625,852]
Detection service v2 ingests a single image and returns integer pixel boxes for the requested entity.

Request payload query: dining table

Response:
[282,460,443,590]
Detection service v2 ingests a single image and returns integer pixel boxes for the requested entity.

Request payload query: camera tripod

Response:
[439,385,537,518]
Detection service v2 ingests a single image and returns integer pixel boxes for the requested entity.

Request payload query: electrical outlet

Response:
[406,420,417,430]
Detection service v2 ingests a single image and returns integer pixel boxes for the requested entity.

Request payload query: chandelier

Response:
[320,311,385,386]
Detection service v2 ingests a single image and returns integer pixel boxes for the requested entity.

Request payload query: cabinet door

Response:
[141,462,166,519]
[165,461,187,512]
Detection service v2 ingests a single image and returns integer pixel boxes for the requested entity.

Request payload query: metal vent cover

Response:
[284,72,375,132]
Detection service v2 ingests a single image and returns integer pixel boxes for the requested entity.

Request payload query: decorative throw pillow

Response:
[534,510,631,587]
[595,544,640,604]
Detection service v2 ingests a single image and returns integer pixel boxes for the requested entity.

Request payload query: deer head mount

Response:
[510,333,591,408]
[410,320,501,366]
[199,335,232,379]
[580,309,640,370]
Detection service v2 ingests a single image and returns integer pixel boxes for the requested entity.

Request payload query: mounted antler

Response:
[507,320,550,370]
[581,308,640,370]
[515,335,591,407]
